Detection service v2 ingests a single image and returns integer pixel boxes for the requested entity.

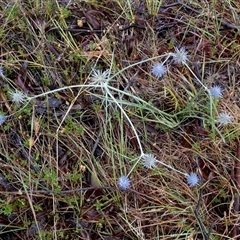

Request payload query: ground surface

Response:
[0,0,240,239]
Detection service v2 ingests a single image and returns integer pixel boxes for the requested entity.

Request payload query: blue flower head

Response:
[0,114,6,125]
[0,67,3,76]
[117,176,130,190]
[151,62,166,78]
[209,85,222,98]
[187,173,199,187]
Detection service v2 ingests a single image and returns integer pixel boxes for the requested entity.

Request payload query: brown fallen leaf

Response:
[83,50,106,61]
[84,10,104,29]
[15,74,31,93]
[33,119,40,136]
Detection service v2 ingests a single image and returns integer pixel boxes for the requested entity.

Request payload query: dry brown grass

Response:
[0,0,239,239]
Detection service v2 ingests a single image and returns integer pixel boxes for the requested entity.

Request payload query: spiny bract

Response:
[217,112,232,125]
[91,69,111,86]
[142,153,158,169]
[10,90,27,104]
[170,47,188,65]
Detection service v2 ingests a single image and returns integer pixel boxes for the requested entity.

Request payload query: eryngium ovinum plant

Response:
[2,47,226,190]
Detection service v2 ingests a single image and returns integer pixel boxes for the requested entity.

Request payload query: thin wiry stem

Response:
[104,87,144,156]
[156,160,188,176]
[183,63,208,91]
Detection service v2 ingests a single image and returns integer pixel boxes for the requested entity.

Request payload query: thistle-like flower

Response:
[117,176,130,190]
[0,67,3,76]
[90,69,111,87]
[217,112,232,125]
[187,173,199,187]
[208,85,222,98]
[0,114,6,125]
[151,62,166,78]
[142,153,158,169]
[170,47,188,65]
[10,90,28,104]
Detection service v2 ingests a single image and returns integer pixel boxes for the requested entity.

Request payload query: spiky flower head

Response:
[0,66,3,76]
[209,85,222,98]
[187,173,199,187]
[217,112,232,125]
[10,90,28,104]
[151,62,166,78]
[142,153,158,169]
[117,176,130,190]
[90,69,111,87]
[170,47,188,65]
[0,114,6,125]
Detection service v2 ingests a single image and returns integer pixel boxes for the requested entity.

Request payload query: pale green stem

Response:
[156,160,188,177]
[111,53,170,79]
[128,154,188,177]
[184,63,208,91]
[104,87,144,156]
